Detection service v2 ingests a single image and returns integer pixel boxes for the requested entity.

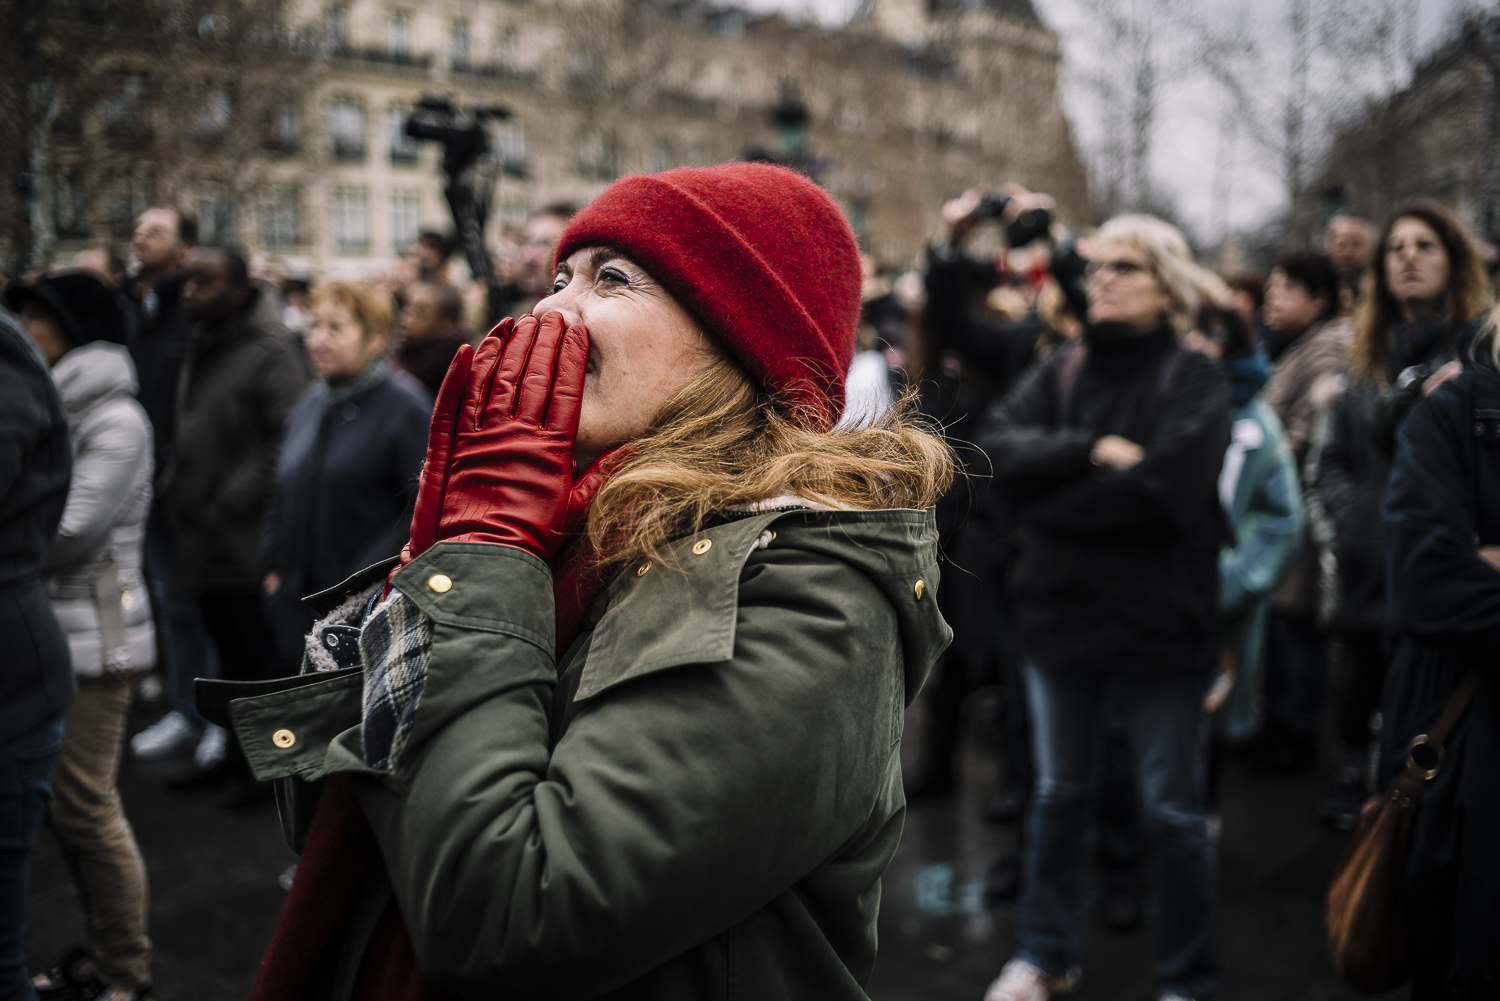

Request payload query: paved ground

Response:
[24,686,1409,1000]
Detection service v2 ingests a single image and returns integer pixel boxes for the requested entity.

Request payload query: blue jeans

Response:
[145,514,219,722]
[1018,661,1219,1000]
[0,716,65,1001]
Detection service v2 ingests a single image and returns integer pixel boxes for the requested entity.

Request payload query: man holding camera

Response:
[908,188,1078,872]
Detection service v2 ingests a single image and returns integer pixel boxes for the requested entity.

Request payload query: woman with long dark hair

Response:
[1314,200,1491,830]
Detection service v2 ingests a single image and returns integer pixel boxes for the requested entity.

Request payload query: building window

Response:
[269,104,298,154]
[575,130,618,182]
[198,195,232,244]
[328,99,366,161]
[449,20,469,67]
[333,187,369,251]
[494,120,526,174]
[261,190,301,247]
[388,11,410,57]
[193,88,233,139]
[328,6,348,49]
[389,191,420,254]
[100,74,149,130]
[388,107,419,165]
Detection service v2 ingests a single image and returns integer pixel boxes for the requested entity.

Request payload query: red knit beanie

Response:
[555,162,861,430]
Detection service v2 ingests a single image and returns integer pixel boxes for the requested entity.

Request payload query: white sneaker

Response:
[985,960,1053,1001]
[131,711,200,760]
[194,723,228,770]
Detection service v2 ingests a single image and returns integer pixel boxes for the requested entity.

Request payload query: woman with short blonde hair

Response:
[260,279,428,673]
[980,212,1229,1001]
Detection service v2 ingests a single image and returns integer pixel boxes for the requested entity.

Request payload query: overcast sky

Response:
[745,0,1486,240]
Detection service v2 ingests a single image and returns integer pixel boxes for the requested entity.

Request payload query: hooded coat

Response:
[42,341,155,677]
[204,507,949,999]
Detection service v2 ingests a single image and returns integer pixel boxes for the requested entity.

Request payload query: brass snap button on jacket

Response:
[637,561,653,576]
[428,573,453,593]
[692,539,712,555]
[914,579,926,601]
[273,729,296,749]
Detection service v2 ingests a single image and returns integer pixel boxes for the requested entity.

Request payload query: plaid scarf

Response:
[247,546,612,1001]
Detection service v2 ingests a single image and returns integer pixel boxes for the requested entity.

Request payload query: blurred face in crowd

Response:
[1085,242,1171,331]
[1264,268,1327,335]
[538,246,715,466]
[1384,216,1450,308]
[307,297,387,383]
[413,238,446,274]
[1325,217,1374,278]
[18,302,72,366]
[131,208,188,278]
[1229,288,1259,328]
[519,213,568,293]
[401,284,442,342]
[182,248,248,322]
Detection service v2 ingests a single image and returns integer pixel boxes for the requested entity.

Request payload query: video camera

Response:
[405,95,510,177]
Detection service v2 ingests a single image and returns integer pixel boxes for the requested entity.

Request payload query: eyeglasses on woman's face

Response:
[1085,258,1150,282]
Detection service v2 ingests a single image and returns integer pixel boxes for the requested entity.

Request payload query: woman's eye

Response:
[599,267,629,285]
[551,276,567,292]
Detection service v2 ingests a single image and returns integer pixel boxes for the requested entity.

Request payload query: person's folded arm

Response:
[355,543,903,999]
[976,357,1096,497]
[1032,357,1230,537]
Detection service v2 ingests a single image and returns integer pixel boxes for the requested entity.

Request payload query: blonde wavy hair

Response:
[585,356,955,568]
[1092,214,1202,337]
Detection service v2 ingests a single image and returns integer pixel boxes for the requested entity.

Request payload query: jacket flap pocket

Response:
[195,668,362,728]
[228,670,365,782]
[576,513,784,701]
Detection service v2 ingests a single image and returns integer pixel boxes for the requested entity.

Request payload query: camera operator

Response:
[906,186,1081,856]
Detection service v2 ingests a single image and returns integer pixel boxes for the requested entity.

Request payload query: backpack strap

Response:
[1055,343,1088,420]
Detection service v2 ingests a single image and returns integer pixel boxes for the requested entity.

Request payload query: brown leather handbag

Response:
[1326,668,1484,992]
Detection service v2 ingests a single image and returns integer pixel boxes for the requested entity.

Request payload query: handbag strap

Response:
[1390,667,1485,803]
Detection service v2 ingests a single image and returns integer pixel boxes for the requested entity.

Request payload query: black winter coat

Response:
[0,311,74,741]
[123,272,192,481]
[1316,318,1482,631]
[1379,358,1500,999]
[167,289,307,593]
[922,248,1050,661]
[259,364,430,663]
[978,325,1230,674]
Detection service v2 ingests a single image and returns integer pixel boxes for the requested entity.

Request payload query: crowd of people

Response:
[0,162,1495,1001]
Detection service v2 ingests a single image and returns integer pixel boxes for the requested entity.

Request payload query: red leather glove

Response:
[401,312,606,565]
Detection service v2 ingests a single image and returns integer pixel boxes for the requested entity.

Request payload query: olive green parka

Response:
[210,506,949,999]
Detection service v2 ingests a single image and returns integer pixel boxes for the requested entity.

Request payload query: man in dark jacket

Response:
[977,214,1228,1001]
[120,205,229,767]
[0,308,73,999]
[169,245,306,804]
[393,281,472,398]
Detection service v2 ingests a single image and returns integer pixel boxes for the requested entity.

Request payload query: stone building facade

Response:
[49,0,1089,278]
[1322,13,1500,241]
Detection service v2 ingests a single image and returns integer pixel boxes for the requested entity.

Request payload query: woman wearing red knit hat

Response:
[201,162,954,999]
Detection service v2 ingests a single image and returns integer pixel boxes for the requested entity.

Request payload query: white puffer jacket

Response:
[42,341,156,677]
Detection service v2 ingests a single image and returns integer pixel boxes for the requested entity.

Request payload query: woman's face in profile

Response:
[536,247,715,467]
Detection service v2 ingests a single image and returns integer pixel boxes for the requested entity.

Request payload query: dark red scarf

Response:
[248,551,613,1001]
